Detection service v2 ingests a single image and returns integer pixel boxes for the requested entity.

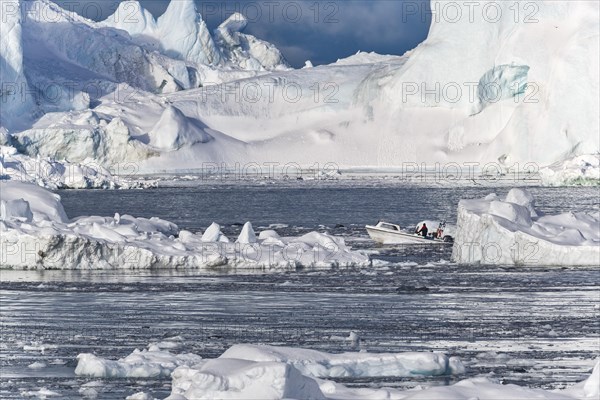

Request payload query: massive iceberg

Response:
[102,0,288,71]
[0,181,369,269]
[1,0,598,176]
[0,0,33,129]
[451,188,600,266]
[0,0,288,132]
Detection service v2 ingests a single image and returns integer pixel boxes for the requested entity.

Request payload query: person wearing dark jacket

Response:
[416,223,428,237]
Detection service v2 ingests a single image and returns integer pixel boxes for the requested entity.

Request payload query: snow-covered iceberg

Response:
[0,143,149,189]
[0,0,288,133]
[76,343,599,400]
[0,0,33,130]
[0,181,369,269]
[540,154,600,186]
[76,345,203,379]
[102,0,288,71]
[169,359,599,400]
[218,344,463,378]
[452,188,600,266]
[2,0,598,177]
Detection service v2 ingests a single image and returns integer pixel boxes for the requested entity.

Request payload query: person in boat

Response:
[435,223,444,239]
[416,223,428,237]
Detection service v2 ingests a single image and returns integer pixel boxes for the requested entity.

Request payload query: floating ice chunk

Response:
[75,346,203,379]
[236,222,257,244]
[126,392,156,400]
[452,189,600,265]
[1,182,368,269]
[219,344,457,378]
[20,388,61,398]
[201,222,229,243]
[169,359,326,400]
[28,361,47,369]
[168,349,599,399]
[73,342,598,400]
[346,331,360,345]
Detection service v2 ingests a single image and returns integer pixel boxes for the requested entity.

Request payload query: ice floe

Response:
[0,181,369,269]
[74,343,599,400]
[452,188,600,266]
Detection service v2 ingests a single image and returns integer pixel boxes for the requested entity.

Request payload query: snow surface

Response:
[75,344,599,400]
[452,188,600,265]
[219,344,464,378]
[0,181,369,269]
[172,357,600,400]
[2,0,598,174]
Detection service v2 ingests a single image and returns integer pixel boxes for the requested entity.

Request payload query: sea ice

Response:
[79,343,599,400]
[452,188,600,265]
[0,182,369,269]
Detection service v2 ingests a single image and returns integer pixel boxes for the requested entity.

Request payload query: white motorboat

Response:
[366,221,453,245]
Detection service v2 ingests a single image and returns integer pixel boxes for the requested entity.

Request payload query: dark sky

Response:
[54,0,432,68]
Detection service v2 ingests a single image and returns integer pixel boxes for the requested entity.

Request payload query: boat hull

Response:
[366,225,450,245]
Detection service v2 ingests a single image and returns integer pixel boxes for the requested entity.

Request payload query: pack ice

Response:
[74,343,599,400]
[1,0,598,174]
[0,181,369,269]
[452,188,600,266]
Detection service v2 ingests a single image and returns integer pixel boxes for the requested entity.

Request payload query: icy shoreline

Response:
[0,182,369,270]
[452,188,600,266]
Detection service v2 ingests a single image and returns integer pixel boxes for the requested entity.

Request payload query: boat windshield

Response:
[380,223,399,231]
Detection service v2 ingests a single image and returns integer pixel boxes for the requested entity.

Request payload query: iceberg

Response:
[0,143,148,189]
[170,360,599,400]
[75,345,203,379]
[155,0,221,66]
[540,154,600,186]
[451,188,600,265]
[0,181,369,269]
[2,0,598,177]
[0,0,33,129]
[219,344,463,378]
[102,0,289,73]
[214,13,288,71]
[76,343,599,400]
